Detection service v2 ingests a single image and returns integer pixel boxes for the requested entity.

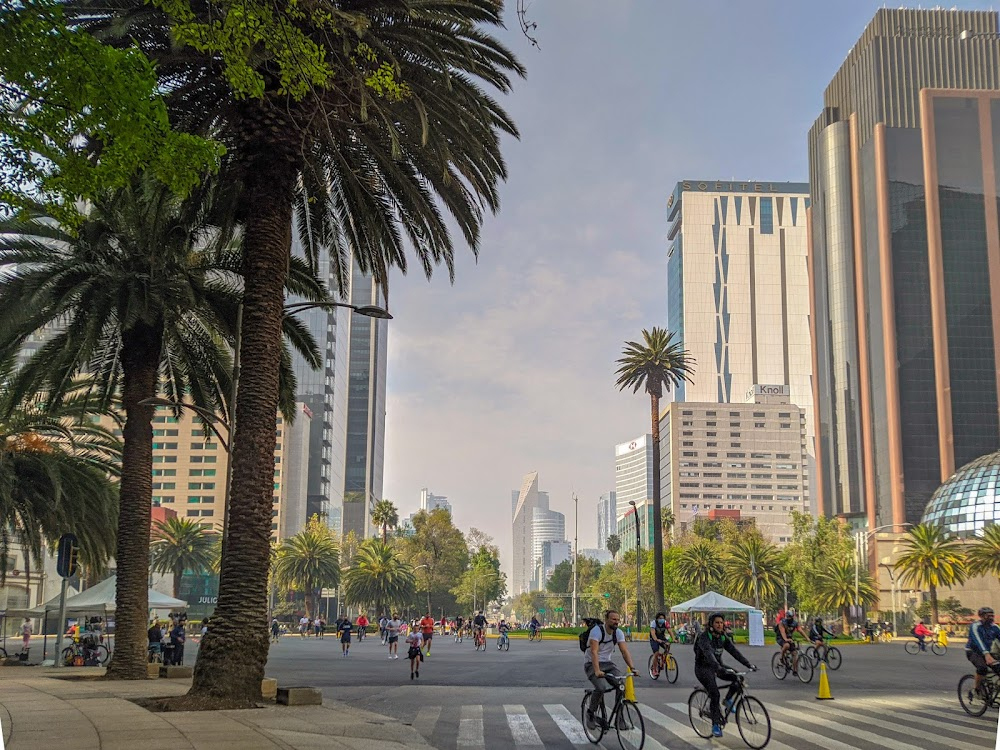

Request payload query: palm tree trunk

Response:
[929,584,939,625]
[188,147,298,707]
[106,326,162,680]
[649,393,666,614]
[842,606,850,634]
[382,526,387,544]
[173,565,183,601]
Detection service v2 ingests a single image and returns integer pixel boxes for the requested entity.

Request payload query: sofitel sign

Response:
[683,181,782,193]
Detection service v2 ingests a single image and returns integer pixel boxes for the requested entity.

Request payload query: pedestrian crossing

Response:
[407,696,997,749]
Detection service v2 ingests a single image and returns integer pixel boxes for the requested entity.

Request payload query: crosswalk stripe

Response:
[787,700,947,750]
[919,703,996,729]
[838,700,995,740]
[543,704,590,745]
[412,706,441,739]
[643,704,712,749]
[767,704,881,750]
[662,703,798,750]
[457,704,484,747]
[504,705,543,746]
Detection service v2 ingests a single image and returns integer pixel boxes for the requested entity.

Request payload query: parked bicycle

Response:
[648,648,678,683]
[805,638,842,671]
[959,666,1000,716]
[497,631,510,651]
[62,632,110,667]
[581,672,644,750]
[771,643,813,684]
[904,638,946,655]
[689,670,771,749]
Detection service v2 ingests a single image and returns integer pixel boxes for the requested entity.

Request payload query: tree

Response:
[71,0,524,705]
[782,511,855,614]
[967,525,1000,580]
[150,518,217,599]
[371,499,399,543]
[616,327,694,613]
[343,539,416,618]
[723,534,782,608]
[676,539,723,595]
[814,559,878,632]
[661,508,675,546]
[403,508,469,614]
[452,562,504,612]
[0,179,322,680]
[340,530,361,570]
[606,534,621,562]
[546,557,602,596]
[273,518,340,619]
[895,524,968,625]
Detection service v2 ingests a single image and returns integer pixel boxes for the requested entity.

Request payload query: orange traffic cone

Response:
[816,661,834,700]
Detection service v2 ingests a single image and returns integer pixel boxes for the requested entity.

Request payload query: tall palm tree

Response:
[895,523,968,625]
[967,525,1000,580]
[723,535,782,608]
[0,180,323,679]
[676,539,724,595]
[150,518,218,599]
[273,520,341,619]
[372,499,400,543]
[343,539,416,619]
[815,559,878,633]
[70,0,524,705]
[661,508,676,547]
[606,534,622,563]
[616,327,694,611]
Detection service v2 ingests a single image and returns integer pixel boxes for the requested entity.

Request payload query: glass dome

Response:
[922,450,1000,538]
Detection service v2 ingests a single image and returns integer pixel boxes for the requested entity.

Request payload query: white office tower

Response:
[597,491,616,551]
[419,488,452,515]
[511,471,555,595]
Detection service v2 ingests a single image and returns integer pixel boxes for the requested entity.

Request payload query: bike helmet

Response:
[784,608,795,619]
[980,607,995,617]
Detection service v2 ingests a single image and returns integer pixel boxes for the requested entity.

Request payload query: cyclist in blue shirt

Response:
[967,607,1000,694]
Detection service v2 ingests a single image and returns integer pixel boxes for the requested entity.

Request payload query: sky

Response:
[380,0,992,578]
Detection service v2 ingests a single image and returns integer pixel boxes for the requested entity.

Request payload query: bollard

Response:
[816,661,834,700]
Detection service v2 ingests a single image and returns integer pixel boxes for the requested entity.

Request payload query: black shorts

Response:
[407,646,423,660]
[422,632,433,641]
[388,635,398,643]
[340,634,351,644]
[968,650,992,675]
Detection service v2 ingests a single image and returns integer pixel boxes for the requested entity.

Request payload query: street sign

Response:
[539,609,545,613]
[555,607,564,612]
[56,533,78,578]
[603,593,610,598]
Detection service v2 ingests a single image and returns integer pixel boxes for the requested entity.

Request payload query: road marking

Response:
[785,700,940,750]
[767,704,875,749]
[918,703,996,729]
[412,706,441,739]
[663,703,794,750]
[845,700,995,740]
[645,704,713,748]
[457,704,484,747]
[543,704,590,745]
[504,705,543,746]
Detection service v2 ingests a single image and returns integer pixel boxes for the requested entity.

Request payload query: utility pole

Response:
[629,501,642,627]
[572,493,578,626]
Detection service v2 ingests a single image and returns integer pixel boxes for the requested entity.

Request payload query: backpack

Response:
[578,618,616,653]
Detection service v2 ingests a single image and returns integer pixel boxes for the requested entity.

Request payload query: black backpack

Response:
[578,618,616,653]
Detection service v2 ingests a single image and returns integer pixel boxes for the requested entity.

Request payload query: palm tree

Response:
[723,535,782,608]
[343,539,416,619]
[616,327,694,611]
[815,559,878,633]
[895,523,968,625]
[661,508,676,547]
[967,525,1000,579]
[0,180,323,680]
[273,519,341,619]
[70,0,524,704]
[606,534,622,563]
[150,518,218,599]
[676,539,724,595]
[372,499,400,543]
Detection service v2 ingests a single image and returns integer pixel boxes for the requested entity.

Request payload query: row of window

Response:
[680,410,794,419]
[152,482,216,490]
[152,469,217,477]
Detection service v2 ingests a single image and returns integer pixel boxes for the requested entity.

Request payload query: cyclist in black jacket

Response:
[694,612,756,738]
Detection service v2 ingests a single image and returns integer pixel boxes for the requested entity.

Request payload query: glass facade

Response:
[667,235,685,401]
[759,198,774,235]
[922,451,1000,538]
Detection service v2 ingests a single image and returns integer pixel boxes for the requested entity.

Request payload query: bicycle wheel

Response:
[804,646,818,668]
[61,647,75,666]
[904,640,919,655]
[736,696,772,750]
[95,645,111,665]
[503,638,510,651]
[687,689,714,739]
[665,654,679,684]
[932,643,946,656]
[615,701,645,750]
[770,652,787,680]
[647,653,660,680]
[581,692,606,744]
[796,652,814,684]
[958,674,990,717]
[827,647,843,671]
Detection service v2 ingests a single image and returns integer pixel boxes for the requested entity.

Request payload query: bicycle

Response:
[688,670,771,749]
[474,628,486,651]
[804,639,842,671]
[904,638,946,655]
[648,647,678,684]
[61,634,110,667]
[454,628,463,644]
[528,627,542,642]
[770,643,813,684]
[581,672,645,750]
[959,666,1000,717]
[497,631,510,651]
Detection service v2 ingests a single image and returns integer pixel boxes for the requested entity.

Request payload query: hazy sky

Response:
[381,0,989,577]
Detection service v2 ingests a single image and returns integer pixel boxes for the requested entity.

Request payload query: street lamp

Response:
[629,500,642,628]
[572,493,578,626]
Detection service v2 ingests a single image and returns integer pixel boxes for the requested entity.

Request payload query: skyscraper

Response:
[420,488,453,515]
[597,491,616,551]
[614,435,653,520]
[511,471,556,595]
[807,8,1000,530]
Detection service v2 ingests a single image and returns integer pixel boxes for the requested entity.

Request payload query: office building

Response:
[666,179,816,510]
[615,435,653,522]
[578,548,612,565]
[277,402,313,540]
[511,471,555,595]
[617,501,654,553]
[659,387,810,545]
[597,491,616,551]
[807,8,1000,532]
[419,488,453,515]
[533,539,572,590]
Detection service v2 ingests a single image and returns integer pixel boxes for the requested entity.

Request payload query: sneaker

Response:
[711,724,724,738]
[585,711,598,730]
[415,670,419,678]
[410,672,414,680]
[723,698,735,715]
[388,655,394,660]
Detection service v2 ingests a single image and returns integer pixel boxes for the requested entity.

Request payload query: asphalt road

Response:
[259,633,999,749]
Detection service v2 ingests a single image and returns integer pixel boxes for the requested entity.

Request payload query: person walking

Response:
[386,613,402,659]
[20,618,32,653]
[299,615,310,638]
[169,618,187,666]
[271,618,281,643]
[406,628,424,679]
[338,616,353,656]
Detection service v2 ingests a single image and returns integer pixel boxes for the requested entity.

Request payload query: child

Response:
[405,629,424,679]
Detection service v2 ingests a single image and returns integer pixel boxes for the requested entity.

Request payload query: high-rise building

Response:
[277,402,313,540]
[533,539,572,590]
[510,471,554,595]
[597,491,616,552]
[666,179,816,509]
[614,435,653,522]
[578,548,612,565]
[807,8,1000,531]
[420,488,453,515]
[617,501,654,553]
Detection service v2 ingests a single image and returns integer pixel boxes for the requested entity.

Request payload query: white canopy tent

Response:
[670,591,755,614]
[23,575,187,617]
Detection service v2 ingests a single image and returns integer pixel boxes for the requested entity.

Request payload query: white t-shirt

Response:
[299,617,309,628]
[584,624,625,666]
[387,618,402,636]
[405,632,423,649]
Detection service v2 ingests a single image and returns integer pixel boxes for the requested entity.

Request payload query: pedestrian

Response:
[313,617,322,638]
[419,611,436,656]
[271,617,280,643]
[318,616,326,638]
[200,618,209,642]
[20,617,32,653]
[387,612,402,659]
[405,628,424,679]
[379,614,389,645]
[169,618,186,666]
[299,614,310,637]
[338,615,353,656]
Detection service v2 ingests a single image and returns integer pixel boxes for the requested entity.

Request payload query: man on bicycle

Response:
[472,611,487,644]
[967,607,1000,694]
[529,615,541,637]
[912,620,932,651]
[584,609,638,730]
[808,617,834,653]
[498,618,510,646]
[775,609,807,676]
[648,612,672,677]
[454,615,465,640]
[695,612,756,738]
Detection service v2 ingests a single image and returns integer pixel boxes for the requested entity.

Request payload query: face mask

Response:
[656,619,665,626]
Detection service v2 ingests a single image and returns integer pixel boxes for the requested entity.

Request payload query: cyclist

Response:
[966,607,1000,695]
[529,615,541,638]
[695,612,756,738]
[498,618,511,648]
[454,615,465,641]
[584,609,638,731]
[775,608,807,676]
[912,620,932,651]
[648,612,672,677]
[473,611,488,646]
[419,612,436,656]
[357,613,369,641]
[808,617,834,654]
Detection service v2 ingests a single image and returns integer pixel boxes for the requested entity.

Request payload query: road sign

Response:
[56,533,78,578]
[603,592,610,598]
[555,607,564,611]
[539,609,545,613]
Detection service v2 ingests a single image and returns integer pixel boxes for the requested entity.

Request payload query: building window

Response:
[682,452,698,457]
[730,432,740,438]
[706,431,717,437]
[760,197,774,234]
[682,441,694,447]
[683,431,693,436]
[682,410,693,416]
[755,422,765,428]
[706,442,718,447]
[780,423,791,429]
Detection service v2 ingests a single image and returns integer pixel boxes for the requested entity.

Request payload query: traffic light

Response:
[56,534,79,578]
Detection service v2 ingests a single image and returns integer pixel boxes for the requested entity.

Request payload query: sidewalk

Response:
[0,667,430,750]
